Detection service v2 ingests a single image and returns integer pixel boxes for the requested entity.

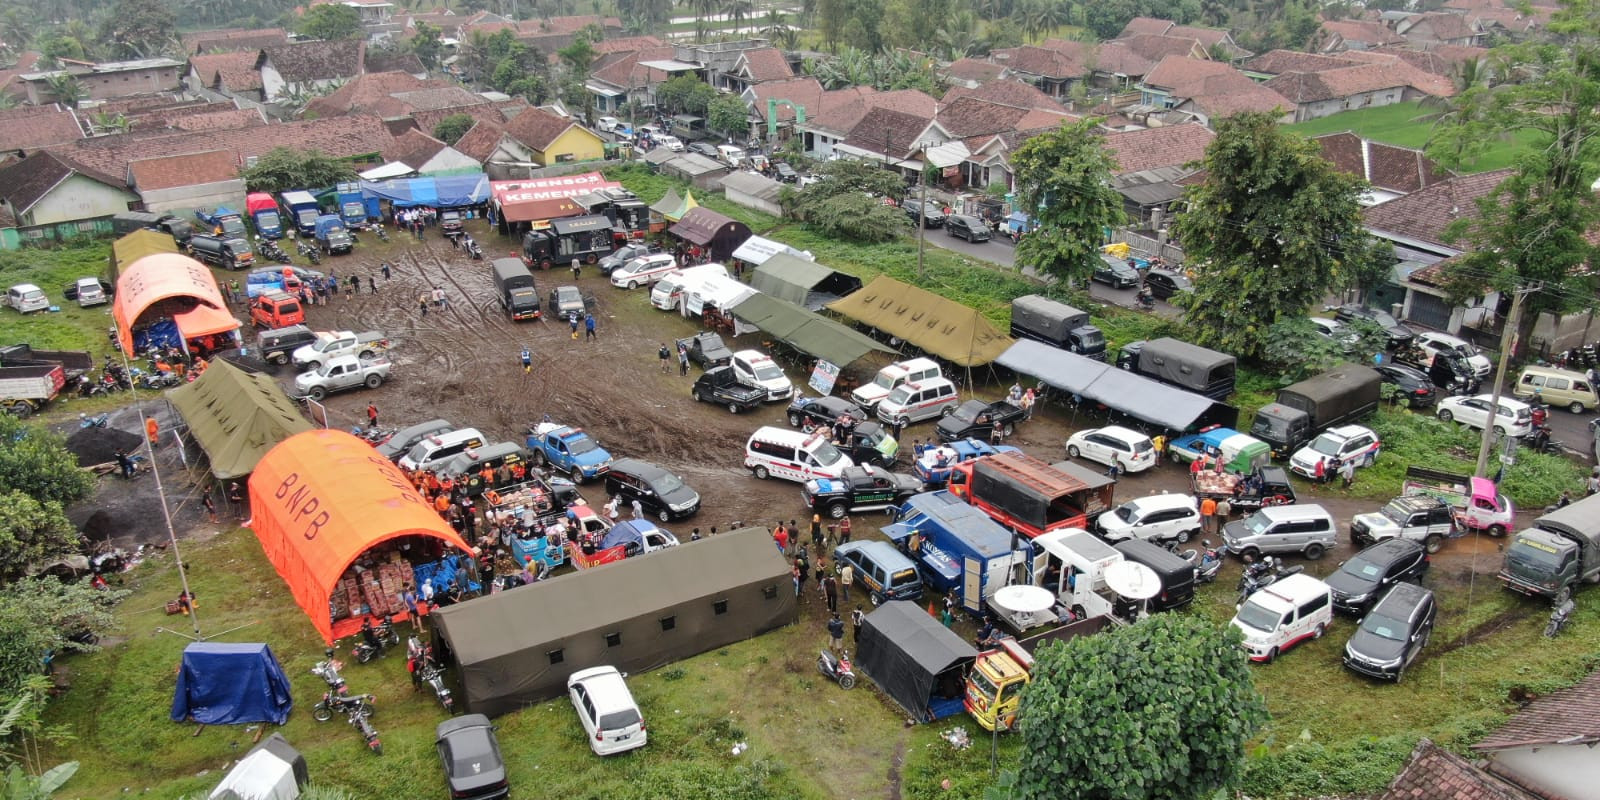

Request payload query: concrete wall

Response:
[1490,747,1600,800]
[1294,88,1405,122]
[19,174,135,226]
[139,179,248,217]
[724,186,781,217]
[25,65,181,104]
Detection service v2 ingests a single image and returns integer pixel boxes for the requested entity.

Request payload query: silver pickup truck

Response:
[293,354,390,401]
[292,330,390,369]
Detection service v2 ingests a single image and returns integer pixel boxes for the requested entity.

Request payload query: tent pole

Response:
[124,354,205,642]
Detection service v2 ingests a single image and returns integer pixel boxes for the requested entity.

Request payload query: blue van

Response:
[834,541,923,605]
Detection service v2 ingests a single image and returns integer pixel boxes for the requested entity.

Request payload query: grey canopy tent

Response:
[729,293,892,366]
[749,253,864,311]
[996,339,1236,431]
[431,528,795,717]
[209,732,307,800]
[856,601,978,722]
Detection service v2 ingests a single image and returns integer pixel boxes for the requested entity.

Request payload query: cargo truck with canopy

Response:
[1009,295,1106,361]
[279,191,322,236]
[884,491,1029,615]
[521,214,616,269]
[246,192,283,239]
[1249,365,1381,458]
[1499,493,1600,603]
[946,452,1115,538]
[1117,337,1237,400]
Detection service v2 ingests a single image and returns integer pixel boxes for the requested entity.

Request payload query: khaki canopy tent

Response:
[431,528,796,717]
[827,276,1012,367]
[749,253,864,311]
[168,359,314,479]
[668,207,751,262]
[729,293,892,367]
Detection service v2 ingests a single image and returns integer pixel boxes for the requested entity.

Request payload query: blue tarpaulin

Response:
[360,174,491,209]
[170,642,293,725]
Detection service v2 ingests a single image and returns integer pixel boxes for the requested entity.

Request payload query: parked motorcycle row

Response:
[308,615,450,755]
[310,647,382,756]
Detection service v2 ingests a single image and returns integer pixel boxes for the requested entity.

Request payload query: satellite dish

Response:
[1104,561,1161,600]
[992,584,1056,615]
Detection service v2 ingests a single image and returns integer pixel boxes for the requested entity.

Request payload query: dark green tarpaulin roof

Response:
[748,253,862,308]
[730,293,892,366]
[167,360,313,479]
[826,276,1012,367]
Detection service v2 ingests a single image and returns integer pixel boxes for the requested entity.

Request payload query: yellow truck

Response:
[965,639,1035,732]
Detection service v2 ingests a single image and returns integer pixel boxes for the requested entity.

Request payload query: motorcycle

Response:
[816,649,856,689]
[76,376,107,398]
[78,412,109,428]
[1135,289,1156,312]
[312,649,349,696]
[348,704,382,755]
[1525,424,1563,455]
[312,690,374,722]
[376,614,401,647]
[1544,598,1576,638]
[297,241,322,265]
[374,224,390,243]
[107,326,122,351]
[464,239,483,260]
[409,639,455,713]
[1236,558,1304,605]
[134,369,181,390]
[1190,540,1223,585]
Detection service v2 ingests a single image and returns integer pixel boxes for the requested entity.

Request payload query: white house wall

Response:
[22,174,134,226]
[1490,747,1600,800]
[139,179,248,217]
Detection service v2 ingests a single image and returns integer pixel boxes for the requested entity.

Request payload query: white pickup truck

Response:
[292,330,390,370]
[293,354,391,401]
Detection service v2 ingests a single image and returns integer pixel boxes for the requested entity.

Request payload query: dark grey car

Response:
[945,215,991,242]
[1326,538,1429,614]
[1093,255,1140,289]
[1342,582,1436,682]
[903,199,946,228]
[436,714,510,799]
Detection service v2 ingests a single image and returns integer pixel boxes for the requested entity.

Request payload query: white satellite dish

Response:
[1104,561,1161,600]
[992,584,1056,615]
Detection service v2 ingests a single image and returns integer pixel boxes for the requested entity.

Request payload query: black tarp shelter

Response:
[668,207,752,262]
[431,528,795,717]
[995,339,1236,432]
[729,293,892,366]
[749,253,863,311]
[856,601,978,722]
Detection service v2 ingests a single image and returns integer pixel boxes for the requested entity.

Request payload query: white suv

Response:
[851,357,941,409]
[1415,331,1491,379]
[1436,394,1533,437]
[610,253,678,289]
[567,666,647,755]
[1097,494,1202,544]
[1288,424,1381,479]
[731,350,793,401]
[1066,426,1156,473]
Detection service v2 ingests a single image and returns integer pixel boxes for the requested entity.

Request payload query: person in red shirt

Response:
[773,523,789,554]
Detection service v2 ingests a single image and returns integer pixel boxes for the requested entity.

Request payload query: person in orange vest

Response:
[425,471,441,494]
[433,493,450,514]
[480,464,495,489]
[145,417,160,447]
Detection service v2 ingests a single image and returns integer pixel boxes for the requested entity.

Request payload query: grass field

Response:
[1286,101,1543,173]
[0,242,121,353]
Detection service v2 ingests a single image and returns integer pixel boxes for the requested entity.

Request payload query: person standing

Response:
[146,416,160,447]
[630,498,643,519]
[228,480,245,519]
[1152,434,1167,466]
[521,347,532,374]
[851,606,865,643]
[419,293,429,316]
[1339,459,1356,489]
[810,514,824,550]
[1107,460,1121,481]
[1199,496,1218,536]
[1020,388,1036,420]
[201,492,218,524]
[367,404,379,428]
[571,259,581,281]
[678,343,690,376]
[1216,497,1232,528]
[368,275,377,294]
[773,523,789,553]
[839,516,852,544]
[827,613,845,651]
[658,343,671,373]
[796,555,810,599]
[823,573,838,613]
[584,312,596,341]
[990,418,1004,446]
[381,261,391,280]
[839,562,853,601]
[568,312,580,340]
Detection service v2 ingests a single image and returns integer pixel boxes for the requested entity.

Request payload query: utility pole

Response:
[1474,283,1538,478]
[916,145,928,279]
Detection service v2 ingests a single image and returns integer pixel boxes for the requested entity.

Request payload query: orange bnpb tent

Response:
[248,429,472,643]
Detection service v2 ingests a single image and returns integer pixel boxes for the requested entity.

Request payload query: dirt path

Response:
[886,736,908,800]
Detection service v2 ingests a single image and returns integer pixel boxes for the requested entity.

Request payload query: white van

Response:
[1230,573,1334,663]
[851,357,942,409]
[716,144,746,167]
[649,263,728,311]
[74,278,108,307]
[7,284,48,314]
[610,253,678,289]
[567,666,648,755]
[875,377,959,426]
[731,350,793,401]
[745,426,854,483]
[1513,365,1598,413]
[397,427,486,472]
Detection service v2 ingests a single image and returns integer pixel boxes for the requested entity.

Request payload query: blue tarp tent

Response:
[171,642,293,725]
[360,174,491,209]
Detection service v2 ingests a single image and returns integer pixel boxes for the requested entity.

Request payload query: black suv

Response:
[903,199,946,228]
[604,458,701,522]
[935,400,1027,442]
[786,395,867,433]
[1142,269,1193,299]
[1326,538,1430,614]
[1342,582,1436,682]
[1374,363,1438,408]
[945,215,991,242]
[1335,304,1416,350]
[256,324,318,366]
[803,465,923,519]
[1093,255,1140,289]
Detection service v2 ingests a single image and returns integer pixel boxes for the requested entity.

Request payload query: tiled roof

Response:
[183,27,288,55]
[190,51,261,92]
[841,107,934,159]
[304,72,440,118]
[0,151,122,212]
[1379,739,1539,800]
[936,96,1035,137]
[1103,123,1214,174]
[501,105,576,151]
[738,48,793,82]
[590,46,676,89]
[128,149,238,190]
[364,50,425,75]
[1465,7,1548,31]
[1183,75,1292,117]
[1314,132,1446,194]
[259,40,365,83]
[1320,19,1406,47]
[389,128,451,168]
[749,77,824,121]
[993,45,1088,79]
[942,78,1063,112]
[1265,65,1408,103]
[943,58,1004,84]
[162,107,267,132]
[594,36,664,54]
[1120,17,1176,36]
[868,88,938,116]
[410,102,517,139]
[0,108,83,153]
[1474,670,1600,750]
[387,85,485,112]
[1403,12,1481,41]
[1363,168,1511,245]
[1245,49,1363,76]
[1369,44,1487,76]
[450,120,506,163]
[1144,56,1234,93]
[1091,41,1159,78]
[1114,34,1208,64]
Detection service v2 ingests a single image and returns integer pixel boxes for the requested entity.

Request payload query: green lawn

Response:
[1286,101,1543,173]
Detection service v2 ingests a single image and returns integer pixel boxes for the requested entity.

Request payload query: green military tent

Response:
[729,293,892,366]
[826,276,1012,367]
[167,359,313,479]
[749,253,863,311]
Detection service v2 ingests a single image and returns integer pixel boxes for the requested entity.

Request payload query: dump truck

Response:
[946,451,1115,538]
[1248,365,1382,458]
[0,363,65,417]
[1009,295,1106,361]
[1116,337,1236,399]
[1499,493,1600,603]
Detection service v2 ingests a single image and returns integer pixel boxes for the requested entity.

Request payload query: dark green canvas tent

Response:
[729,293,892,366]
[749,253,863,310]
[167,359,313,479]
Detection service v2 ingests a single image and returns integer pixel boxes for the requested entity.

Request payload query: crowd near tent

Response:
[749,253,862,310]
[168,360,313,479]
[729,293,893,367]
[170,642,294,726]
[209,733,307,800]
[112,252,240,355]
[855,602,978,722]
[827,276,1012,367]
[669,207,752,262]
[360,173,492,208]
[431,528,796,717]
[247,430,475,642]
[996,339,1238,431]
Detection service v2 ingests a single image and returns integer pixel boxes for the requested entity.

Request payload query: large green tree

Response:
[98,0,177,59]
[239,147,358,193]
[706,94,749,138]
[1168,111,1385,359]
[785,159,909,242]
[410,21,444,71]
[1010,118,1125,287]
[0,579,125,705]
[0,493,77,581]
[297,3,361,40]
[432,113,475,144]
[1438,0,1600,331]
[655,75,717,116]
[0,415,93,508]
[1006,614,1267,800]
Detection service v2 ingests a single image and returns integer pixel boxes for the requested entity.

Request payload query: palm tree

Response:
[936,11,979,59]
[44,74,85,108]
[721,0,753,33]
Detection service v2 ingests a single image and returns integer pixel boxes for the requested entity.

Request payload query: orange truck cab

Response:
[250,291,305,328]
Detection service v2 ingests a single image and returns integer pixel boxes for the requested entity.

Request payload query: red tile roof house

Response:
[256,40,366,103]
[1315,19,1406,52]
[0,107,84,159]
[182,27,289,55]
[189,51,267,104]
[1469,670,1600,800]
[990,42,1090,99]
[1103,123,1214,226]
[1313,131,1447,205]
[0,150,135,229]
[1263,60,1450,122]
[1141,56,1293,126]
[837,106,955,176]
[1377,739,1540,800]
[797,88,937,161]
[127,149,246,215]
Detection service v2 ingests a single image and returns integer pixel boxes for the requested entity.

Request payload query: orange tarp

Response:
[248,430,472,643]
[112,252,231,353]
[172,302,242,340]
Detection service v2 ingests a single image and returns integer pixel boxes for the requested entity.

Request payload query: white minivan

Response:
[7,283,48,314]
[731,350,793,401]
[875,377,959,426]
[611,253,678,289]
[74,278,108,307]
[397,428,486,472]
[649,263,728,311]
[745,426,854,483]
[567,666,647,756]
[850,357,942,409]
[1230,573,1334,663]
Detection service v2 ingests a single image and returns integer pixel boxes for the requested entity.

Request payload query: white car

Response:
[596,116,620,132]
[1288,424,1382,479]
[731,349,793,401]
[567,666,647,756]
[1436,394,1533,437]
[1310,317,1358,348]
[609,253,678,289]
[1065,426,1156,473]
[1097,494,1202,544]
[655,134,685,152]
[1415,331,1492,379]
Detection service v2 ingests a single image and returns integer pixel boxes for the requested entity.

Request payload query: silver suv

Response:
[1222,504,1338,561]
